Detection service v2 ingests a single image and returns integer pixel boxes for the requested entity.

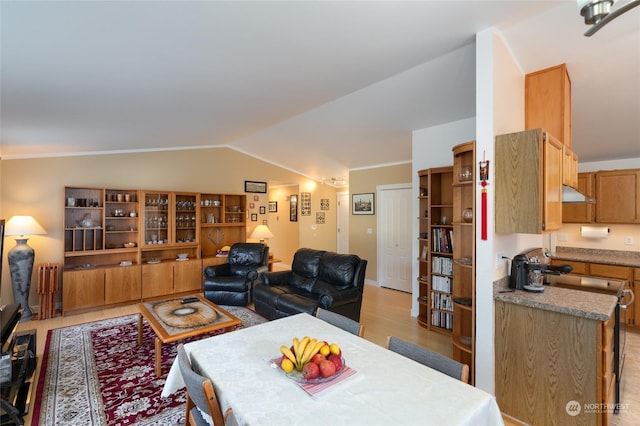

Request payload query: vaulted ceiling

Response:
[2,1,639,184]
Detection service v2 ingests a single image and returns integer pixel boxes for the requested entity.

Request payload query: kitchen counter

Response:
[493,278,617,321]
[553,246,640,268]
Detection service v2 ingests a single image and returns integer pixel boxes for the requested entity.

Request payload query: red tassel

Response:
[481,188,488,240]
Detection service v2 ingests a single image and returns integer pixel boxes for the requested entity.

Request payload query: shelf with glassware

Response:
[139,191,201,299]
[416,167,454,334]
[451,141,476,385]
[200,193,247,267]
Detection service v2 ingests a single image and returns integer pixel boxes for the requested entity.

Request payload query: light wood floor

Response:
[15,285,638,425]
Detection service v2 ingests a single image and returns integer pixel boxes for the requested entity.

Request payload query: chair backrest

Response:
[316,308,365,337]
[228,243,269,266]
[177,344,225,425]
[385,336,469,383]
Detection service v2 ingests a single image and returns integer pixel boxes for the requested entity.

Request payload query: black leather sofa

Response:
[253,248,367,321]
[203,243,269,306]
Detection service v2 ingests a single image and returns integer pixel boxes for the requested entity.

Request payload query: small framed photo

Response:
[320,198,330,210]
[251,213,258,222]
[268,201,278,212]
[259,206,266,214]
[249,202,255,209]
[352,193,375,215]
[253,195,260,201]
[290,194,298,222]
[316,212,325,224]
[245,180,267,193]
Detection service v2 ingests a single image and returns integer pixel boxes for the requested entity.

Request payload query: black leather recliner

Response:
[253,248,367,321]
[203,243,269,306]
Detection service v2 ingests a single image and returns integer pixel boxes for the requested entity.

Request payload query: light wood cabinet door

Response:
[105,265,141,304]
[562,146,578,188]
[563,172,596,223]
[63,269,105,312]
[142,262,174,298]
[596,169,640,223]
[525,63,572,147]
[496,129,563,233]
[173,259,202,293]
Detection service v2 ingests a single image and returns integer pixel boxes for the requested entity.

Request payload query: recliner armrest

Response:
[204,263,231,277]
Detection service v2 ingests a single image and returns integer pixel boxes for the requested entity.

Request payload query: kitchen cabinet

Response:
[451,141,475,385]
[595,169,640,223]
[496,299,615,425]
[563,172,596,223]
[416,166,454,335]
[525,63,572,147]
[495,128,563,233]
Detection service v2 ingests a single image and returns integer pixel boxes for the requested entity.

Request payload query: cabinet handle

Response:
[620,288,635,310]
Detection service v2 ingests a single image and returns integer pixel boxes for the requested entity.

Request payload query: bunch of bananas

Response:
[280,336,325,371]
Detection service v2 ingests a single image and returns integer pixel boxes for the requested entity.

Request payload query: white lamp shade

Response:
[250,224,274,240]
[5,215,47,237]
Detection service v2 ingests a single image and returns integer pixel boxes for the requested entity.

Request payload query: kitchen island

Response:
[494,279,617,425]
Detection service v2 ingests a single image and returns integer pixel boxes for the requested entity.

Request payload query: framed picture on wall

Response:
[290,195,298,222]
[251,213,258,222]
[245,181,267,193]
[259,206,266,214]
[268,201,278,212]
[352,193,375,215]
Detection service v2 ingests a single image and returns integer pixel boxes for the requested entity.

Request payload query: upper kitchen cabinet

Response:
[562,146,578,189]
[525,63,572,147]
[496,129,563,233]
[595,169,640,223]
[563,172,596,223]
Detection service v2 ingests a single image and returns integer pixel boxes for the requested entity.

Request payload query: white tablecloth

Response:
[162,313,503,426]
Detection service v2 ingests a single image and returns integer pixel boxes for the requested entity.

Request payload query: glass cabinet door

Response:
[143,192,170,245]
[174,193,198,244]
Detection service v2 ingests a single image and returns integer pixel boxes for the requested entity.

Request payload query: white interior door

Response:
[378,185,412,292]
[337,192,349,253]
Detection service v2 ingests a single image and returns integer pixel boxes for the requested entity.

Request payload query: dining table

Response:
[162,313,504,425]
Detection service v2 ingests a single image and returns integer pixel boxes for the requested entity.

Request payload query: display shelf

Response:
[451,141,475,385]
[417,167,453,334]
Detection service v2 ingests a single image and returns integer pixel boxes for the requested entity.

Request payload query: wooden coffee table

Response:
[137,294,241,376]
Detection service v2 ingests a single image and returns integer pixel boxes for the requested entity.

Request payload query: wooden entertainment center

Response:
[63,187,247,315]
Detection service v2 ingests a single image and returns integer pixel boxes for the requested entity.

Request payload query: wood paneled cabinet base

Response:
[496,300,614,426]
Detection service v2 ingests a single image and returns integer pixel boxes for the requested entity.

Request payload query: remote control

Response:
[181,297,199,304]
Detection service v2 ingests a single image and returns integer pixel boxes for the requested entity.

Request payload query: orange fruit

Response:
[329,343,341,355]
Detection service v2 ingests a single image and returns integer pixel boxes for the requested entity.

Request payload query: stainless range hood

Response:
[562,185,595,204]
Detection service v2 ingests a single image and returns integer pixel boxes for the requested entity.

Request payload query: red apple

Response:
[311,353,325,365]
[319,359,336,378]
[328,354,343,371]
[302,362,320,380]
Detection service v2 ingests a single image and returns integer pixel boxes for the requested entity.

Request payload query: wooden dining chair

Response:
[385,336,469,383]
[315,308,365,337]
[177,344,237,426]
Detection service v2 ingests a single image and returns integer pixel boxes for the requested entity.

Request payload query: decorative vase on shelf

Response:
[462,208,473,223]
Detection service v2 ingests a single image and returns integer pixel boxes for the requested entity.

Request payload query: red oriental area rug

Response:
[32,306,266,425]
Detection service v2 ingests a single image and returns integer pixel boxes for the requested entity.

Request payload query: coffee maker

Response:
[508,248,572,292]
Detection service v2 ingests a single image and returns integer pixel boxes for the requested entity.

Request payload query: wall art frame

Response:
[352,193,375,215]
[244,180,267,193]
[290,194,298,222]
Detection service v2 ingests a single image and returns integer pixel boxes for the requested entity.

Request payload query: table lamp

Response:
[250,224,274,245]
[5,215,47,321]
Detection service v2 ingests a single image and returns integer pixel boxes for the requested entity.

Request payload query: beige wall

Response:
[0,147,337,306]
[349,163,413,284]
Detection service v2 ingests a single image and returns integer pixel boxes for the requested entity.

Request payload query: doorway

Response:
[377,184,412,293]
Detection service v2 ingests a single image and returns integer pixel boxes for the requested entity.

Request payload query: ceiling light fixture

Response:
[323,178,347,187]
[578,0,640,36]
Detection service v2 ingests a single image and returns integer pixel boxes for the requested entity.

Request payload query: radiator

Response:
[37,263,60,320]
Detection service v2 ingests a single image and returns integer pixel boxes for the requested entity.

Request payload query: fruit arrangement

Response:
[280,336,343,380]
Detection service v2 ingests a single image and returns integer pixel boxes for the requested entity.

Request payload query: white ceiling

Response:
[1,1,639,185]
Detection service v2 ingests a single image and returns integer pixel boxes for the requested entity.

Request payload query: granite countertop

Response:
[553,247,640,268]
[493,278,617,321]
